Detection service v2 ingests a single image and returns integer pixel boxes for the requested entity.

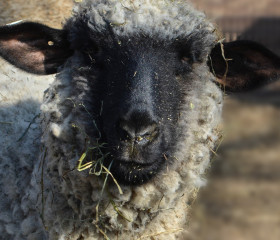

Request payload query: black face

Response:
[78,34,204,185]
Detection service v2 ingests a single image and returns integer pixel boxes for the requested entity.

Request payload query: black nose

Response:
[117,113,158,145]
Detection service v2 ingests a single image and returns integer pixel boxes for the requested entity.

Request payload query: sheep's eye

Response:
[178,50,194,66]
[179,52,193,66]
[181,56,191,64]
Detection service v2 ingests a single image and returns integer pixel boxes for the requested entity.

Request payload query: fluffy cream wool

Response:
[38,64,222,240]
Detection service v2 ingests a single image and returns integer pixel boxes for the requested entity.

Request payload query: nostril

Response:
[117,119,135,141]
[138,123,158,138]
[137,125,158,144]
[134,124,156,140]
[119,128,130,142]
[117,119,158,144]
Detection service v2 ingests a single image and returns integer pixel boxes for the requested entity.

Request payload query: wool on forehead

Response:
[71,0,216,40]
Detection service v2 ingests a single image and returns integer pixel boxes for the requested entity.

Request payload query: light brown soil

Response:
[0,0,73,28]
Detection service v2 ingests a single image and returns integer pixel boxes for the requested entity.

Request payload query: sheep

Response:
[0,0,280,239]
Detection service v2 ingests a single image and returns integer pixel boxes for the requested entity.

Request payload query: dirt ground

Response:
[0,1,279,240]
[0,0,73,27]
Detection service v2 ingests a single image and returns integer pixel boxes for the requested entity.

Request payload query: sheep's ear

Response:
[209,40,280,92]
[0,21,73,75]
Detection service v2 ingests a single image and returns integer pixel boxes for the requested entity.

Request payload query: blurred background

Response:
[0,1,279,240]
[189,1,280,240]
[0,0,73,28]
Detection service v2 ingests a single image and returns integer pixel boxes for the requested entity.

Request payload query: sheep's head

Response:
[1,1,280,186]
[72,30,216,184]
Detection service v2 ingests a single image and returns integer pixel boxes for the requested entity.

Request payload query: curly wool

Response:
[0,59,54,240]
[0,1,223,239]
[38,61,222,240]
[71,0,211,37]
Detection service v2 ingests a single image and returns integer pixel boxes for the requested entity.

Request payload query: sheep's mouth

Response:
[100,127,167,185]
[107,157,165,185]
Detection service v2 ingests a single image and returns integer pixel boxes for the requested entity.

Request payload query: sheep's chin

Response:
[106,157,165,185]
